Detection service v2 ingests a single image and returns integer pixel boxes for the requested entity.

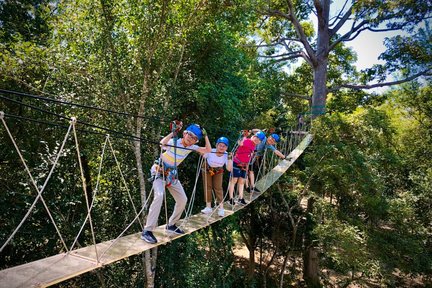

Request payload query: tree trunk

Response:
[311,59,328,118]
[303,197,320,287]
[248,245,256,279]
[279,253,289,288]
[131,72,156,288]
[311,0,330,119]
[304,247,320,287]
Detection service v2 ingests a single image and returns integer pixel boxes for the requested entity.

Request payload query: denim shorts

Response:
[230,162,247,178]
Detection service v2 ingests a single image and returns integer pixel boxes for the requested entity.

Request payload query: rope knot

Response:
[0,111,4,120]
[70,117,77,124]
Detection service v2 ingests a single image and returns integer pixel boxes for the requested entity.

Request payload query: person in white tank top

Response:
[201,137,233,217]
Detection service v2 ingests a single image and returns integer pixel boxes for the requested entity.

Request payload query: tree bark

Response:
[311,0,330,118]
[248,246,256,279]
[311,59,328,118]
[303,197,320,287]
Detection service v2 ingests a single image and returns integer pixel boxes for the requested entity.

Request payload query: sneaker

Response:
[166,224,185,235]
[228,198,235,206]
[245,186,251,193]
[218,208,225,217]
[238,198,247,205]
[141,230,157,244]
[201,207,213,214]
[252,187,261,193]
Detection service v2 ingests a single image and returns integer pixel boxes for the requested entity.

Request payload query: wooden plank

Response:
[0,253,98,288]
[0,134,312,288]
[255,133,313,192]
[0,197,255,288]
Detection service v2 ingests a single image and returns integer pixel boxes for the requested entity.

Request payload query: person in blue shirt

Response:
[246,130,286,193]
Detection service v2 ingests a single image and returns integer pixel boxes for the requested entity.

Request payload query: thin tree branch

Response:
[265,8,292,20]
[262,54,305,64]
[329,69,432,91]
[328,19,368,50]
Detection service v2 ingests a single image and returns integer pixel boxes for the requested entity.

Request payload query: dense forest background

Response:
[1,0,431,287]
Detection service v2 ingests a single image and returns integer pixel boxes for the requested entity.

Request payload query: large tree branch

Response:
[329,69,432,91]
[329,0,350,28]
[329,3,353,37]
[258,50,303,59]
[328,19,369,51]
[285,0,317,65]
[281,92,311,101]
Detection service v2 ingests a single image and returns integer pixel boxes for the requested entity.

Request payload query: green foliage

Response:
[1,0,432,287]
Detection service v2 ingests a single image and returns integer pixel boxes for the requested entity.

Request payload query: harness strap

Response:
[152,159,177,187]
[205,166,224,176]
[233,160,248,171]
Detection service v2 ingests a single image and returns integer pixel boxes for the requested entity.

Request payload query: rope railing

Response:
[0,112,71,253]
[1,108,312,264]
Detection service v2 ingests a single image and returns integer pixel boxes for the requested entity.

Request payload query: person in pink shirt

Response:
[227,131,265,205]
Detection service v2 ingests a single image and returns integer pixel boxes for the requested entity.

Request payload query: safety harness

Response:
[204,166,224,176]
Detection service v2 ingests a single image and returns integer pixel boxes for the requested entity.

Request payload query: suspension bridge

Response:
[0,91,312,287]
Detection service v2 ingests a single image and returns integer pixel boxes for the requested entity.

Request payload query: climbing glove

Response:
[201,127,207,137]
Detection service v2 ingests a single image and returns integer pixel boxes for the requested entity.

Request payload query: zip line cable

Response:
[1,94,273,155]
[2,112,248,155]
[2,113,137,141]
[0,94,152,137]
[0,89,242,140]
[0,88,168,123]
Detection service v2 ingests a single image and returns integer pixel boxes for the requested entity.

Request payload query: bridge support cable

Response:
[178,155,206,230]
[0,112,71,253]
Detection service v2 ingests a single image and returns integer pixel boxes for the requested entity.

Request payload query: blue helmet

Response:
[185,124,203,140]
[255,131,266,142]
[216,136,229,147]
[271,133,280,143]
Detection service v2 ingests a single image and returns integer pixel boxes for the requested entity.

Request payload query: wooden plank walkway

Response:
[255,133,313,192]
[0,134,312,288]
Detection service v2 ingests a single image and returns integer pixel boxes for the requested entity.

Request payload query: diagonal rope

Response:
[178,155,204,231]
[107,137,143,229]
[69,134,110,252]
[0,112,70,252]
[98,186,155,262]
[71,117,99,262]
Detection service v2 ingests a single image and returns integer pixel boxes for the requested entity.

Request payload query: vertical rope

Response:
[179,155,204,229]
[69,134,109,252]
[0,113,70,252]
[161,148,169,230]
[71,117,99,262]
